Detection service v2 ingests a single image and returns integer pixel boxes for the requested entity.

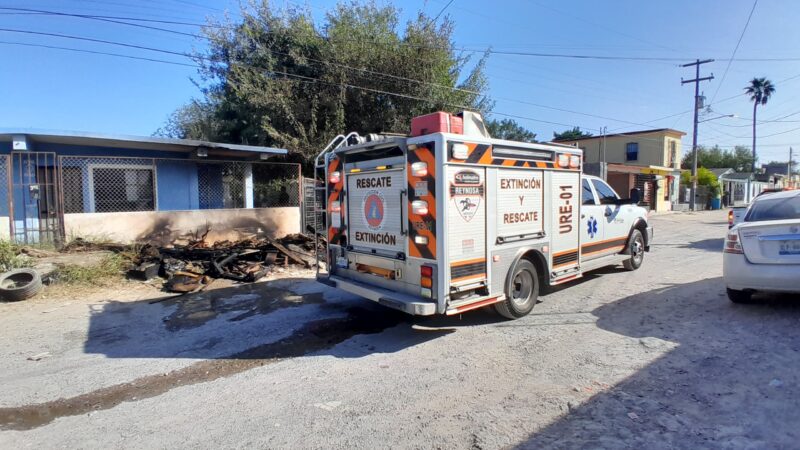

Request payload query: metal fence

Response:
[0,156,9,217]
[60,156,300,214]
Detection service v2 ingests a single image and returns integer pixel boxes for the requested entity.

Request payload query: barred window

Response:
[253,164,299,207]
[90,167,155,212]
[198,163,245,209]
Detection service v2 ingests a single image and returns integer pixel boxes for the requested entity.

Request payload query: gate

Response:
[301,177,323,235]
[9,152,63,245]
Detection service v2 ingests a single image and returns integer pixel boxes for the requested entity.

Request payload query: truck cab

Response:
[315,112,652,319]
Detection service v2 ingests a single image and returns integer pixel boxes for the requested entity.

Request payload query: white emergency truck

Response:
[314,111,653,319]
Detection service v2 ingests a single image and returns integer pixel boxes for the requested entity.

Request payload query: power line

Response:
[0,27,596,132]
[709,0,758,104]
[0,40,198,67]
[0,7,223,27]
[429,0,456,25]
[0,21,658,129]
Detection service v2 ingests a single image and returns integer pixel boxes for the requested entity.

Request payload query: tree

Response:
[552,127,592,141]
[745,77,776,172]
[680,167,721,198]
[485,118,536,142]
[680,145,755,172]
[156,1,493,163]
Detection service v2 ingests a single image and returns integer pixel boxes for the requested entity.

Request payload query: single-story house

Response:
[718,171,768,206]
[0,130,303,245]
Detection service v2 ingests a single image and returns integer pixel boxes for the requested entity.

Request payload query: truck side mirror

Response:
[629,188,641,204]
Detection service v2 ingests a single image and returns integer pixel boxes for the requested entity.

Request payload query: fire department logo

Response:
[450,170,483,223]
[363,191,385,231]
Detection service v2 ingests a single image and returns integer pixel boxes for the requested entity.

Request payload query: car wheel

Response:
[495,259,539,319]
[622,229,645,271]
[727,288,753,303]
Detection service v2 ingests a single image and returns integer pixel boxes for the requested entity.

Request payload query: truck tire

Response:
[622,229,645,271]
[727,288,753,303]
[0,268,43,302]
[495,259,539,319]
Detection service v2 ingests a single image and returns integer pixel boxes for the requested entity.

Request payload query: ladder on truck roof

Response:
[313,132,361,276]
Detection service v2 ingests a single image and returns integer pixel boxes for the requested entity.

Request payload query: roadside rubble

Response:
[129,232,324,293]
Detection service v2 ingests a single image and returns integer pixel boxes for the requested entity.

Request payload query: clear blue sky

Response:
[1,0,799,163]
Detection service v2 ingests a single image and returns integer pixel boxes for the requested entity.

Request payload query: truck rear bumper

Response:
[318,275,438,316]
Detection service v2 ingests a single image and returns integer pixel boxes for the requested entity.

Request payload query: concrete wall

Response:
[0,217,9,240]
[563,132,683,169]
[63,207,300,244]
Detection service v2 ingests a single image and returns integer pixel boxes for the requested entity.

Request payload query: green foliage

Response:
[49,253,128,286]
[552,127,592,141]
[745,77,776,106]
[486,118,536,142]
[0,241,32,273]
[681,145,755,172]
[681,167,721,198]
[157,1,493,162]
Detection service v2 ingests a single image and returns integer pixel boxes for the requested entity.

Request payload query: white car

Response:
[723,190,800,302]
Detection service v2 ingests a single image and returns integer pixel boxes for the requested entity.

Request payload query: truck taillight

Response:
[329,171,341,184]
[412,200,429,215]
[411,162,428,177]
[330,201,341,213]
[723,230,743,254]
[728,210,734,228]
[420,265,433,298]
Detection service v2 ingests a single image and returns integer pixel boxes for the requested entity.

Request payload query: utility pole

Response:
[682,59,714,211]
[601,126,607,180]
[790,147,794,187]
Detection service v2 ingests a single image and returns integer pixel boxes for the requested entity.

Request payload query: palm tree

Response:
[745,77,776,172]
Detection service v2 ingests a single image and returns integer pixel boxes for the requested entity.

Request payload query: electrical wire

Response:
[0,28,597,132]
[709,0,758,104]
[0,40,198,66]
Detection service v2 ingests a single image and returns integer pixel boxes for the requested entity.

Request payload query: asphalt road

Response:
[2,210,799,449]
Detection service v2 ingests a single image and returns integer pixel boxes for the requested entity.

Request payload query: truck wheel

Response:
[495,260,539,319]
[622,229,644,271]
[727,288,753,303]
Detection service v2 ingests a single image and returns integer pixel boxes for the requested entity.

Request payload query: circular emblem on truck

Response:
[363,191,385,231]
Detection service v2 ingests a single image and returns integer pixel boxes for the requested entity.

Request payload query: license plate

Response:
[779,240,800,255]
[336,256,348,268]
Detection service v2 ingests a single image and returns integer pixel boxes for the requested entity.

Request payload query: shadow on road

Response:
[83,277,452,360]
[516,277,800,449]
[0,277,456,431]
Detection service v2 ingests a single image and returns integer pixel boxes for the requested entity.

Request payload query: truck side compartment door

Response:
[580,178,607,261]
[446,166,487,287]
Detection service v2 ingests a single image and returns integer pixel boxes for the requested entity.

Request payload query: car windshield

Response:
[744,195,800,222]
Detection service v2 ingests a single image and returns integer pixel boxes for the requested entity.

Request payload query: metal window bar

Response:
[59,156,301,214]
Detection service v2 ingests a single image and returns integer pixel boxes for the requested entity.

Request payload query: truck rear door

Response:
[347,168,406,257]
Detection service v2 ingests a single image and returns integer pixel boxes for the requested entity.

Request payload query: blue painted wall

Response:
[156,160,199,211]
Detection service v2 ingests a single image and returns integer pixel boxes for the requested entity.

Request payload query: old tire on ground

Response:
[0,268,43,302]
[727,288,753,303]
[623,229,645,271]
[495,259,539,319]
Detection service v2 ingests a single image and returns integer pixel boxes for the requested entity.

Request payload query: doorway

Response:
[9,152,63,245]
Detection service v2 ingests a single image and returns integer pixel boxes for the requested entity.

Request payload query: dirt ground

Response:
[1,210,798,449]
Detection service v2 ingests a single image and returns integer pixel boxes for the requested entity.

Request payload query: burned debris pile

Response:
[129,233,322,293]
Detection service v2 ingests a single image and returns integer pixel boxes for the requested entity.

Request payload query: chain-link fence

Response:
[0,156,9,217]
[60,156,300,214]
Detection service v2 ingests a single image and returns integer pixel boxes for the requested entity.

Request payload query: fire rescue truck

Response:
[314,111,653,319]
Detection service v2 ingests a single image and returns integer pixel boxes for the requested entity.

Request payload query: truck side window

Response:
[591,179,620,205]
[582,179,596,205]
